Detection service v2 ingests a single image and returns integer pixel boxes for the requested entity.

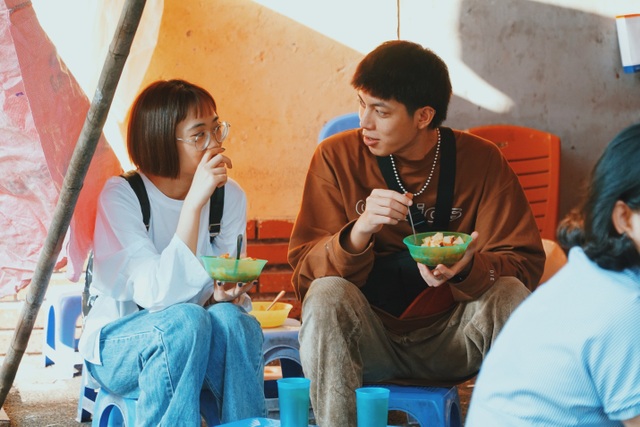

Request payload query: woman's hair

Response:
[350,40,452,128]
[127,79,217,178]
[557,122,640,270]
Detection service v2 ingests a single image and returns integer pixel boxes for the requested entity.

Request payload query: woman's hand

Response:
[417,231,480,287]
[178,148,232,254]
[210,280,257,303]
[186,148,232,210]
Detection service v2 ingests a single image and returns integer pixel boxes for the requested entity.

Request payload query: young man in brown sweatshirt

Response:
[288,40,545,427]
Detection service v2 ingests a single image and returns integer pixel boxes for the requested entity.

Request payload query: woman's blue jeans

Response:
[87,302,266,426]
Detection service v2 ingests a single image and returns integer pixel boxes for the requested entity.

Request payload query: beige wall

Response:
[142,0,640,224]
[36,0,640,225]
[141,0,362,220]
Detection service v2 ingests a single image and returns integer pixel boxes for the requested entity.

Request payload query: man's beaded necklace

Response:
[388,128,441,197]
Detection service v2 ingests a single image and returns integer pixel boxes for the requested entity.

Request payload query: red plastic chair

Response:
[467,124,561,241]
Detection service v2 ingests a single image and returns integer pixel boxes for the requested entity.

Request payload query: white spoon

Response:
[408,210,418,244]
[265,290,286,311]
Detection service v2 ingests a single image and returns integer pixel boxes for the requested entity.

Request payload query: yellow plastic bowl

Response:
[250,302,293,328]
[403,232,472,267]
[200,256,267,282]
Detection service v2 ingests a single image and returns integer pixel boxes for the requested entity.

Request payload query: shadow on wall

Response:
[448,0,640,220]
[133,0,640,222]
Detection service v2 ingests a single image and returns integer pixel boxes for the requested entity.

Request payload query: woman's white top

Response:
[78,172,248,365]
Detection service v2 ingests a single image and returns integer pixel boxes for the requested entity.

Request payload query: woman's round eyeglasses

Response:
[177,121,231,151]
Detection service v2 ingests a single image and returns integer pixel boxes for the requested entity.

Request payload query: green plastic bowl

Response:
[200,256,268,282]
[403,231,472,267]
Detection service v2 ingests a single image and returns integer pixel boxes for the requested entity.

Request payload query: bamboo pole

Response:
[0,0,147,407]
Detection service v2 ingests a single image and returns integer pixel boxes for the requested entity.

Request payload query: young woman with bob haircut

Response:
[79,79,265,425]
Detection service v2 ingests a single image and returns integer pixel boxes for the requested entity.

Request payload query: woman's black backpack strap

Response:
[208,185,224,241]
[121,170,151,230]
[82,255,95,317]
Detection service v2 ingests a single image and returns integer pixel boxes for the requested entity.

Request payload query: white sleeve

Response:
[92,177,211,312]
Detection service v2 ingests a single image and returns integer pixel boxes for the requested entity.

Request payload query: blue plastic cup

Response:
[356,387,390,427]
[277,377,310,427]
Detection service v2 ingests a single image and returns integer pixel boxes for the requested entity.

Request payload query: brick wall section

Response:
[246,219,300,319]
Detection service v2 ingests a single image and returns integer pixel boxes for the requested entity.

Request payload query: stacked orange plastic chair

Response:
[467,124,561,241]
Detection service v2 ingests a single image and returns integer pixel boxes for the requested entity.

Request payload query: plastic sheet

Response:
[0,0,122,298]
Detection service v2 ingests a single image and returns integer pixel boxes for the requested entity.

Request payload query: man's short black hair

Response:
[351,40,452,128]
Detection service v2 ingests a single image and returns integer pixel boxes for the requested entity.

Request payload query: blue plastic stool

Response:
[260,320,461,427]
[262,319,302,373]
[91,388,137,427]
[78,363,220,425]
[363,384,462,427]
[317,112,360,143]
[262,319,304,418]
[42,289,83,378]
[90,385,219,426]
[77,367,98,422]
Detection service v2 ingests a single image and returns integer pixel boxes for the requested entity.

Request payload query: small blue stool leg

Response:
[58,294,82,351]
[92,389,137,427]
[44,304,56,367]
[42,292,83,378]
[76,383,98,422]
[89,385,220,426]
[365,384,462,427]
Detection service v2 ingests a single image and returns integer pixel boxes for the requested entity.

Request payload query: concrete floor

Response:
[1,354,87,426]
